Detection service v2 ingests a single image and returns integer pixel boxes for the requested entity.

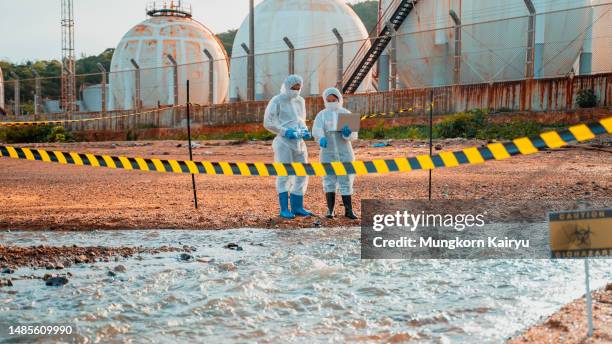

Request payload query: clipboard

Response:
[334,113,361,132]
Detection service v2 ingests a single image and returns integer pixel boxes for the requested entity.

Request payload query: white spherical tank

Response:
[381,0,592,86]
[109,8,229,110]
[229,0,373,101]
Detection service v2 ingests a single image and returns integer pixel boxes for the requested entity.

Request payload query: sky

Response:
[0,0,365,63]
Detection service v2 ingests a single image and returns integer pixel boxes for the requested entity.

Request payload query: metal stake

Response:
[428,89,434,201]
[186,80,198,209]
[584,258,594,337]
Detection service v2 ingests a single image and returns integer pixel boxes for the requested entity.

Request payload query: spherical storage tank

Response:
[109,4,229,110]
[230,0,374,101]
[381,0,593,87]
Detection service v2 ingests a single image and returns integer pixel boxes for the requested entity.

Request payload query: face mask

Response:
[325,102,340,111]
[287,90,300,98]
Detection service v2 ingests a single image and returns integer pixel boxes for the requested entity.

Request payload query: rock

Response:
[435,144,443,151]
[107,271,117,277]
[55,263,64,270]
[179,253,193,261]
[196,257,214,263]
[217,263,237,272]
[45,276,69,287]
[1,268,14,274]
[0,279,13,287]
[606,283,612,292]
[42,273,53,281]
[313,220,321,227]
[75,255,88,264]
[113,265,127,273]
[46,264,55,270]
[224,243,243,251]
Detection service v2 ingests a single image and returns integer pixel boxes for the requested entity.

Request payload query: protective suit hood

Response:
[322,87,344,107]
[280,74,304,99]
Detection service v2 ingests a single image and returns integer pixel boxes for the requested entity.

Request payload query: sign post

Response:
[549,208,612,338]
[584,258,593,337]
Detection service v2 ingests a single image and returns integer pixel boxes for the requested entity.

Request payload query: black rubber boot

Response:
[342,195,358,220]
[325,192,336,218]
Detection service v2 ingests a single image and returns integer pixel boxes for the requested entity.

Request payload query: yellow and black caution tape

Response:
[0,106,184,127]
[0,117,609,176]
[360,102,434,121]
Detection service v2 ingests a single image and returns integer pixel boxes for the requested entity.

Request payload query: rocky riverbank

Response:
[509,283,612,344]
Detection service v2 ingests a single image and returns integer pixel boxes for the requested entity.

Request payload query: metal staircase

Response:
[342,0,418,94]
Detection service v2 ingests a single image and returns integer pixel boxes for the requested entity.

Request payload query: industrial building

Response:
[1,0,609,117]
[229,0,374,101]
[108,1,230,110]
[377,0,600,89]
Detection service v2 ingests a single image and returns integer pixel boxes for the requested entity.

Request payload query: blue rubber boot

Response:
[290,194,313,217]
[278,192,295,219]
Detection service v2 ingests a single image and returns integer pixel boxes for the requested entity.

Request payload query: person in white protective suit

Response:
[263,75,314,219]
[312,87,358,219]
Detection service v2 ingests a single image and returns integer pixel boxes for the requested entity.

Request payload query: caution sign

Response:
[549,209,612,258]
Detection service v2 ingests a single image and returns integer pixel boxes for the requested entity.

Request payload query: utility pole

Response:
[203,49,215,104]
[61,0,76,113]
[32,70,42,114]
[449,10,462,85]
[130,59,141,112]
[283,37,295,75]
[96,63,107,114]
[386,21,397,90]
[9,72,20,115]
[247,0,255,101]
[523,0,536,79]
[332,28,344,90]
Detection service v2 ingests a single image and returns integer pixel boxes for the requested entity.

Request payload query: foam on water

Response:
[0,229,610,343]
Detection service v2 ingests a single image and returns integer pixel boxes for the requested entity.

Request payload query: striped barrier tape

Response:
[360,102,434,120]
[1,101,429,127]
[0,117,609,176]
[0,106,184,127]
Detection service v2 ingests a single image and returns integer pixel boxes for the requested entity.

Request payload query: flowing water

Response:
[0,229,610,343]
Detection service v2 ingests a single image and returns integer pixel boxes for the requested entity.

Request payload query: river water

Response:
[0,229,610,343]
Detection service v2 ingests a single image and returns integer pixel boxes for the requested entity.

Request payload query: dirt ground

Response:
[0,138,610,230]
[509,284,612,344]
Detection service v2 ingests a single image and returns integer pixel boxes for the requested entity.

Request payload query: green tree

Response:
[216,29,237,57]
[349,1,379,34]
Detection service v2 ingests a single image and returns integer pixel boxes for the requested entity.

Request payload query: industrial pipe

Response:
[203,49,215,104]
[332,28,344,90]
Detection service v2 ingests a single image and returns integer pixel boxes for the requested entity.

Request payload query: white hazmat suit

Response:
[263,75,309,196]
[312,87,358,195]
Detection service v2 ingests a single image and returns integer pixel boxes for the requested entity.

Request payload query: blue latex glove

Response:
[301,130,312,140]
[319,137,328,148]
[284,129,299,139]
[341,125,352,138]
